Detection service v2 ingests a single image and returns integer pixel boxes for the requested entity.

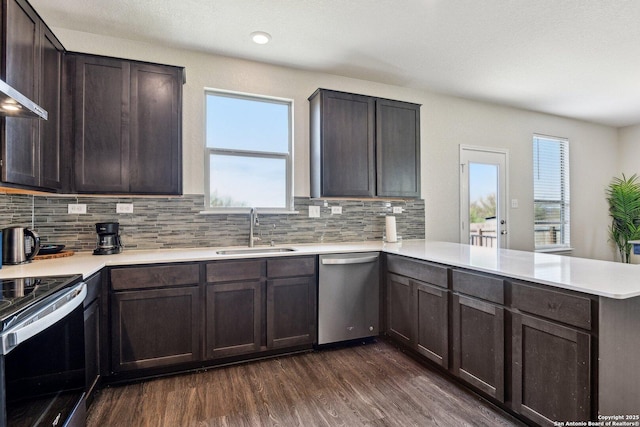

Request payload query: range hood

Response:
[0,79,47,120]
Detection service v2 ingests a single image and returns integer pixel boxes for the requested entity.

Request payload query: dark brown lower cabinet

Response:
[512,313,591,425]
[384,256,599,425]
[386,272,449,369]
[415,282,448,368]
[386,273,413,346]
[83,271,102,407]
[111,286,200,372]
[452,294,505,403]
[206,281,263,358]
[83,299,100,398]
[267,276,316,349]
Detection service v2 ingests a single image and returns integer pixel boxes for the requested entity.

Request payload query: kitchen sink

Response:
[216,247,297,255]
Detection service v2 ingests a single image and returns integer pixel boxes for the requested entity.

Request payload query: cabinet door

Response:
[129,63,182,194]
[74,55,130,192]
[312,90,375,197]
[452,294,504,402]
[83,298,100,405]
[386,273,413,346]
[376,99,420,198]
[2,0,39,187]
[39,25,63,190]
[415,281,449,368]
[111,287,200,372]
[267,276,316,348]
[512,313,591,425]
[205,281,263,359]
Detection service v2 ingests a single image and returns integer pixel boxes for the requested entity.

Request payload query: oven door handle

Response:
[0,282,87,355]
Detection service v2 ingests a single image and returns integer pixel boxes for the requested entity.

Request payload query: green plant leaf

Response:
[606,174,640,263]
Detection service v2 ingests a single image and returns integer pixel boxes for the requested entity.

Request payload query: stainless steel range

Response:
[0,274,87,427]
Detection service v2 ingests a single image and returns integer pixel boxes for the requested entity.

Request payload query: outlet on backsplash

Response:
[116,203,134,214]
[67,204,87,214]
[308,206,320,218]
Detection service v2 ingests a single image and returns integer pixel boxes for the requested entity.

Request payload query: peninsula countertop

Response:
[1,240,638,299]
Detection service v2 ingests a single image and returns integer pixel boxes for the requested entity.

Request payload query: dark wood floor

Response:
[87,340,524,426]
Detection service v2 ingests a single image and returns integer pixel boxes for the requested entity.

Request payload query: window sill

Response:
[199,209,299,215]
[535,247,574,255]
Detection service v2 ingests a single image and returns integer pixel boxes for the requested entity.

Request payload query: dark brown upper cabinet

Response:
[129,62,182,194]
[68,53,183,195]
[376,98,421,198]
[1,0,64,191]
[309,88,420,199]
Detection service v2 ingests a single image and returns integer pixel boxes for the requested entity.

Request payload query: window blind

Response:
[533,135,570,249]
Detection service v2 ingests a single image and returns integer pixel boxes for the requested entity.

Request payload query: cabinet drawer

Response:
[386,255,448,288]
[512,282,592,330]
[207,260,264,283]
[111,264,199,290]
[267,256,316,278]
[452,270,504,304]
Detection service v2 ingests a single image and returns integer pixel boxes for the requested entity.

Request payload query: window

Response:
[533,135,570,250]
[205,90,293,210]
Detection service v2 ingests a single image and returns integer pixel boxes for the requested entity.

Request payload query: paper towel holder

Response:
[385,215,398,243]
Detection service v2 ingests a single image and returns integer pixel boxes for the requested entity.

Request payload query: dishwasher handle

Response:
[321,255,379,265]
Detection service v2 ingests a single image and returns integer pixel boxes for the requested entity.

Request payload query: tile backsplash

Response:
[0,194,425,252]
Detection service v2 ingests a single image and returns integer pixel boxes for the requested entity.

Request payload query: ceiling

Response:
[31,0,640,128]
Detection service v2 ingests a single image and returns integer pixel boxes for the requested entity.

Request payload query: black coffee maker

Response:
[93,222,123,255]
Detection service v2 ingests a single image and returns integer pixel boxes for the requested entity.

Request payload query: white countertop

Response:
[0,241,385,280]
[385,240,640,299]
[1,240,638,300]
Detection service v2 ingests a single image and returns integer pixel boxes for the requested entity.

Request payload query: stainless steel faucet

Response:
[249,208,260,247]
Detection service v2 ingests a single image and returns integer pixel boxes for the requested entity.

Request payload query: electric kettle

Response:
[2,226,40,265]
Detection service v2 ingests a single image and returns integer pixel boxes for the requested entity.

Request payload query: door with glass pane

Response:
[460,146,508,249]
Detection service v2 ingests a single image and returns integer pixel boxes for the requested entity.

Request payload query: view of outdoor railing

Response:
[534,225,562,247]
[470,226,564,248]
[470,234,496,247]
[470,228,497,248]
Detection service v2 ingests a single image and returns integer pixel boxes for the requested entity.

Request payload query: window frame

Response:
[533,134,570,252]
[204,89,294,213]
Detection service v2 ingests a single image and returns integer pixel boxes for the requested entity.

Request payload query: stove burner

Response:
[1,277,41,299]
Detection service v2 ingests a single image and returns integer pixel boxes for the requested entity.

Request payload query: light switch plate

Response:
[331,206,342,215]
[68,204,87,214]
[511,199,519,208]
[392,206,403,214]
[309,205,320,218]
[117,203,134,213]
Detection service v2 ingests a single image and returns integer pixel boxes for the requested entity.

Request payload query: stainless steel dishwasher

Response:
[318,252,379,344]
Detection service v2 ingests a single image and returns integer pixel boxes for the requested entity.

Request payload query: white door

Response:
[460,146,508,249]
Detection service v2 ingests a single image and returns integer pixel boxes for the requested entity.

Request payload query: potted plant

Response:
[606,174,640,263]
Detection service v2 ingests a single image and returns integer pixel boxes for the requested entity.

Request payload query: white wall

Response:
[618,124,640,175]
[53,28,619,261]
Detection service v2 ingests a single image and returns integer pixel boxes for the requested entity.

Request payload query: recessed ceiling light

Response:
[251,31,271,45]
